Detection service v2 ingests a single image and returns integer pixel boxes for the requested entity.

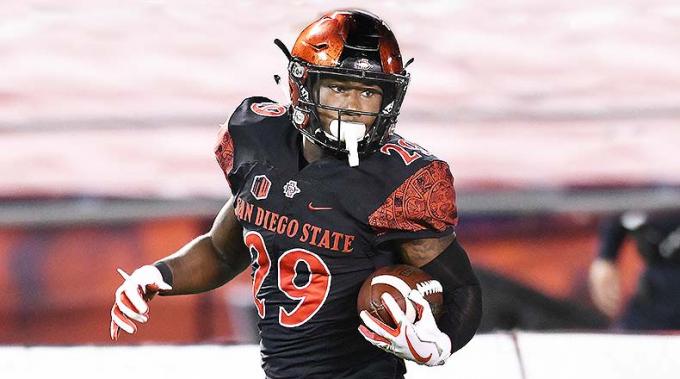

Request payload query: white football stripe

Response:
[371,275,416,323]
[371,275,411,296]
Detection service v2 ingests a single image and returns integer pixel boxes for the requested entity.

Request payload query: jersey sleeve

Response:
[368,160,458,244]
[214,121,237,194]
[214,96,288,195]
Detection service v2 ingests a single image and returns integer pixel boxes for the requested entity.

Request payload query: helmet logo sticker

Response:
[250,175,271,200]
[283,180,301,199]
[354,58,373,71]
[250,102,286,117]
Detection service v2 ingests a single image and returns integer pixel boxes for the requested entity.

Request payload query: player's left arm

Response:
[397,234,482,354]
[360,158,481,364]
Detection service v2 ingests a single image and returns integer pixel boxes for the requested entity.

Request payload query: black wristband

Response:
[153,261,174,288]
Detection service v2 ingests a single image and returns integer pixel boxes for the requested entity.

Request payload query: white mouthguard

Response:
[328,120,366,167]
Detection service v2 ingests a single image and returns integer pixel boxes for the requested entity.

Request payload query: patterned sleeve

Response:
[214,122,236,193]
[368,160,458,244]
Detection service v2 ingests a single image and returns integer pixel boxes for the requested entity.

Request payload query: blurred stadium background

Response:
[2,0,680,377]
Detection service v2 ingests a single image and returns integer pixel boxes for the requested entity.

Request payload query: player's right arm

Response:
[110,196,250,340]
[111,97,272,339]
[155,196,250,295]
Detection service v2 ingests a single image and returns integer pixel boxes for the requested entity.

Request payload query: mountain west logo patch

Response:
[250,175,271,200]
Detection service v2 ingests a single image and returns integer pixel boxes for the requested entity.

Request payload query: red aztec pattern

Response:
[369,161,458,234]
[214,124,235,176]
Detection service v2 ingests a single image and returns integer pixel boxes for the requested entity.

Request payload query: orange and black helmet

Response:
[283,9,410,155]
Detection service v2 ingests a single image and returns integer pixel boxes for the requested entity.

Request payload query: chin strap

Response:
[273,39,292,104]
[274,38,292,61]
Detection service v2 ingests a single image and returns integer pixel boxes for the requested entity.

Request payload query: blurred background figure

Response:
[590,211,680,330]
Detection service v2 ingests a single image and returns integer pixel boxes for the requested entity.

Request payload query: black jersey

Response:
[599,211,680,265]
[214,97,458,378]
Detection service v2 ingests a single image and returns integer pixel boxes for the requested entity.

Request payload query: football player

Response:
[589,211,680,329]
[110,9,482,378]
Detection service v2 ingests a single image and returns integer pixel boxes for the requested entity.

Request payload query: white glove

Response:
[358,289,452,366]
[110,265,172,340]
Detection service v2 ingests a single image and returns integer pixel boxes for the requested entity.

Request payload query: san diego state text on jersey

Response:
[214,97,458,378]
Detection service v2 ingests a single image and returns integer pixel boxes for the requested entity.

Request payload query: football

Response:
[357,264,444,328]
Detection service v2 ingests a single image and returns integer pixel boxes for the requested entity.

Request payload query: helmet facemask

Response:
[289,58,410,158]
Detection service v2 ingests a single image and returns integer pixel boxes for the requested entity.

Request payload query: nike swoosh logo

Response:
[405,331,432,364]
[308,202,332,211]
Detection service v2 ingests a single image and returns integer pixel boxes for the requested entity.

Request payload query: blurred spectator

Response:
[589,211,680,330]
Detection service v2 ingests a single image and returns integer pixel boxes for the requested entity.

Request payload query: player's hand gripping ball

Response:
[357,265,443,326]
[357,265,452,366]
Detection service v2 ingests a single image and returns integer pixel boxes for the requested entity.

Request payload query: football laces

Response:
[415,280,443,297]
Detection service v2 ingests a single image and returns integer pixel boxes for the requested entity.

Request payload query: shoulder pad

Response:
[214,97,290,194]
